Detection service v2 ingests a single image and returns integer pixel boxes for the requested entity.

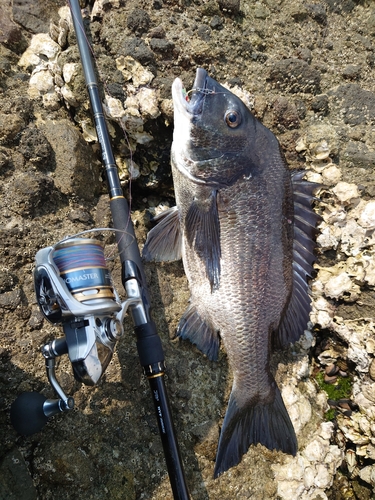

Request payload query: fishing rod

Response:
[10,1,190,498]
[68,1,190,498]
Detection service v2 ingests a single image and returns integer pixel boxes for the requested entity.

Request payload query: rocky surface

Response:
[1,0,375,499]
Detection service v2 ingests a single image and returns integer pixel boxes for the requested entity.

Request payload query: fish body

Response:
[143,68,319,477]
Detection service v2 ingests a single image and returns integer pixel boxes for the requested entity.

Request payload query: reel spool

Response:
[11,234,141,435]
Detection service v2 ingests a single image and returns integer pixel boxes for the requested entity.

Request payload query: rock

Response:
[332,182,360,204]
[342,141,375,170]
[342,64,361,80]
[217,0,241,14]
[329,84,375,125]
[321,164,341,185]
[325,0,356,14]
[18,33,61,70]
[358,201,375,229]
[8,171,56,217]
[0,113,25,142]
[0,449,37,500]
[126,8,151,35]
[0,3,27,53]
[306,3,327,25]
[149,38,175,56]
[18,126,52,168]
[12,0,51,34]
[33,440,96,489]
[360,465,375,486]
[116,55,154,87]
[197,24,211,42]
[268,58,321,94]
[40,119,102,201]
[121,37,156,68]
[272,97,300,129]
[311,94,329,115]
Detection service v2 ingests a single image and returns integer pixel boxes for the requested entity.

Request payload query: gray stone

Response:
[40,119,102,201]
[268,58,321,94]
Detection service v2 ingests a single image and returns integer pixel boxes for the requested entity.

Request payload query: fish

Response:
[142,68,320,477]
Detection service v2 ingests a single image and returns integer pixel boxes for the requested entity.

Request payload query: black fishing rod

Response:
[68,1,190,498]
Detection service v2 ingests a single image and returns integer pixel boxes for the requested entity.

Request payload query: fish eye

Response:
[225,110,241,128]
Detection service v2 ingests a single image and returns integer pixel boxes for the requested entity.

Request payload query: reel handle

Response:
[10,392,74,436]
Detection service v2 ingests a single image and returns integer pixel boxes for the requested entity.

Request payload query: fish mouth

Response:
[172,67,208,116]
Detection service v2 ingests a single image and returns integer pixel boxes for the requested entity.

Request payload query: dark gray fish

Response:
[143,68,320,477]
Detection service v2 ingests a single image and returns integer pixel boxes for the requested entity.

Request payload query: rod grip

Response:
[135,322,165,367]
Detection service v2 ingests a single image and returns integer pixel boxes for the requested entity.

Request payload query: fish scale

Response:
[142,68,320,477]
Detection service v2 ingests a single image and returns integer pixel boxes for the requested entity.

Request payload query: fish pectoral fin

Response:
[185,191,221,291]
[275,171,321,349]
[142,206,182,262]
[214,382,297,478]
[176,303,220,361]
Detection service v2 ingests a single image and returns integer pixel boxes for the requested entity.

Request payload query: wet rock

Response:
[40,119,102,201]
[268,58,321,94]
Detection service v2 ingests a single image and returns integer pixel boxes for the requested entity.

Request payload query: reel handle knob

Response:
[10,392,49,435]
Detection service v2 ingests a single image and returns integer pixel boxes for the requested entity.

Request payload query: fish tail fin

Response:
[214,382,297,478]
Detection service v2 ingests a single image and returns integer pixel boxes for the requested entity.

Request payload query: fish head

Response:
[172,68,264,187]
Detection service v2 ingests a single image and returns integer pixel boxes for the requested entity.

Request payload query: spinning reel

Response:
[11,235,141,436]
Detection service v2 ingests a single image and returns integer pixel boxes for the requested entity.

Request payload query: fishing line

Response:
[185,87,229,100]
[53,228,135,261]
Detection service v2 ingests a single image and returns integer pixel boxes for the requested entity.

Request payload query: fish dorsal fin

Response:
[274,171,321,349]
[142,206,182,262]
[185,190,221,291]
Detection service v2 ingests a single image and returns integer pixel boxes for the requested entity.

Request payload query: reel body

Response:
[34,238,123,386]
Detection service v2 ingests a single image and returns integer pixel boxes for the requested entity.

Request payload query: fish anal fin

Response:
[185,191,221,291]
[176,303,220,361]
[142,206,182,262]
[275,171,321,349]
[214,381,297,478]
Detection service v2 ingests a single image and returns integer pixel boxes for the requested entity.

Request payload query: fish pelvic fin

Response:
[275,171,322,349]
[176,303,220,361]
[142,206,182,262]
[214,382,297,478]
